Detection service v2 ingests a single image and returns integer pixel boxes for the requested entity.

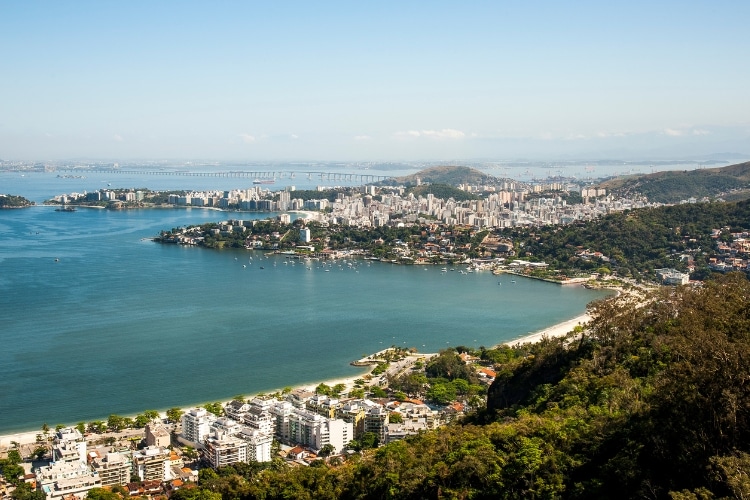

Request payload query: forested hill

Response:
[154,274,750,499]
[392,165,498,186]
[405,183,478,201]
[508,198,750,280]
[599,160,750,203]
[0,194,33,208]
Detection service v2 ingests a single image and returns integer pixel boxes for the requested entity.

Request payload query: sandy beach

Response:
[505,313,591,347]
[0,313,591,450]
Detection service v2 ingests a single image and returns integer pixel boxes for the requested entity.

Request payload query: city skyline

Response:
[1,1,748,161]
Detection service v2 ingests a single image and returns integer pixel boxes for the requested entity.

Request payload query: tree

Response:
[318,444,336,457]
[142,410,159,421]
[369,386,387,398]
[166,407,184,423]
[359,431,379,450]
[183,446,199,460]
[203,402,223,417]
[10,482,46,500]
[315,383,332,395]
[75,422,86,434]
[7,449,22,465]
[426,382,457,405]
[33,446,48,461]
[170,488,222,500]
[389,412,404,424]
[134,414,150,428]
[88,420,106,433]
[85,488,121,500]
[107,414,125,432]
[1,463,24,486]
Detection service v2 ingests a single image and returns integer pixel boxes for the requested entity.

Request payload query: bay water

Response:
[0,172,608,434]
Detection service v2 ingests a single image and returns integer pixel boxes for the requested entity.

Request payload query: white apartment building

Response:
[132,446,172,482]
[238,427,273,463]
[36,462,101,500]
[181,407,217,445]
[203,434,248,469]
[89,452,131,487]
[287,408,353,453]
[52,427,87,464]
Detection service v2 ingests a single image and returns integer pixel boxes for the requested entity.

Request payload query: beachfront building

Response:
[287,408,353,453]
[203,434,249,469]
[89,452,131,487]
[202,414,273,468]
[286,389,315,409]
[336,400,368,438]
[181,407,216,445]
[52,427,87,464]
[242,398,275,435]
[270,400,294,442]
[239,428,273,463]
[132,446,172,482]
[306,394,342,419]
[225,400,251,421]
[36,461,101,500]
[145,422,171,448]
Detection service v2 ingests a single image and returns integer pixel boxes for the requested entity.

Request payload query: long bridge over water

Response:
[58,169,392,183]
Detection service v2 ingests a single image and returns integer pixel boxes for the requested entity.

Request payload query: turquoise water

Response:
[0,173,609,434]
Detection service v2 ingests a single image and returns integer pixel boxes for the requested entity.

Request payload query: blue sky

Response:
[1,1,748,161]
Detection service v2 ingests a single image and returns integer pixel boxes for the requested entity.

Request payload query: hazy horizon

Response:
[2,2,748,161]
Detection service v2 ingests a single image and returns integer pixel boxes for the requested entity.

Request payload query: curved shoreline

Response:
[503,313,591,347]
[0,308,597,448]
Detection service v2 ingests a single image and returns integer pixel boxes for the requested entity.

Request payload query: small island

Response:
[0,194,34,208]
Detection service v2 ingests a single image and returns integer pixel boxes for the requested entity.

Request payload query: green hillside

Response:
[505,199,750,280]
[391,165,499,187]
[405,183,479,201]
[0,194,33,208]
[600,160,750,203]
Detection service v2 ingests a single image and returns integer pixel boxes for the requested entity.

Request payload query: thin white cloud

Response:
[564,133,587,141]
[239,133,256,144]
[692,129,710,136]
[422,129,465,139]
[394,130,422,138]
[394,129,465,140]
[596,130,629,138]
[113,134,124,142]
[290,134,299,140]
[664,128,684,137]
[354,135,371,141]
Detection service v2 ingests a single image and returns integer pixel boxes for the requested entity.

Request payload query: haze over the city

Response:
[1,1,748,162]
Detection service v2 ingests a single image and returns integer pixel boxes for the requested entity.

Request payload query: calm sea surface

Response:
[0,172,609,434]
